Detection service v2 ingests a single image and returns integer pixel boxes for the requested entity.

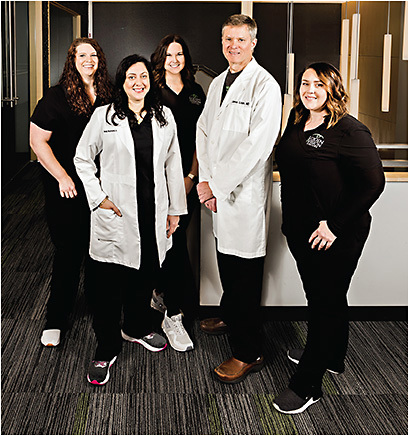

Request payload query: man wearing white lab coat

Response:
[196,14,281,383]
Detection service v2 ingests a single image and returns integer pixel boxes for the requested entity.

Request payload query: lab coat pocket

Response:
[222,104,251,134]
[93,207,123,243]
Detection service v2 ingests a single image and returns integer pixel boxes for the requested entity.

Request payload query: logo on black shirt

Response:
[306,133,324,148]
[189,94,202,106]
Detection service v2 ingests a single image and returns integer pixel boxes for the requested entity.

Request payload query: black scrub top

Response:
[31,84,101,189]
[129,115,159,270]
[159,82,205,176]
[275,110,385,239]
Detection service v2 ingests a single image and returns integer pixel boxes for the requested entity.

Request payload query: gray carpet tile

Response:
[2,163,408,435]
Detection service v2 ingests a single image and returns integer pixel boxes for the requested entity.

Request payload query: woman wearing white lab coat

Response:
[74,54,186,386]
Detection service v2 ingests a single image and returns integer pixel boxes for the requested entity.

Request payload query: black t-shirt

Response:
[30,84,101,186]
[221,69,242,104]
[159,82,205,176]
[275,110,385,238]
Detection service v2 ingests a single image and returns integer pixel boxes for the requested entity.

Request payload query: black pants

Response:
[216,250,265,363]
[286,227,370,398]
[42,173,91,332]
[156,189,199,327]
[90,259,159,361]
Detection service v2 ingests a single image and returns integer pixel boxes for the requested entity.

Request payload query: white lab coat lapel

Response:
[151,115,164,168]
[115,115,135,158]
[217,58,258,116]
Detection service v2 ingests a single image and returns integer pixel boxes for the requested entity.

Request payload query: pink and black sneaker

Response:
[87,356,117,385]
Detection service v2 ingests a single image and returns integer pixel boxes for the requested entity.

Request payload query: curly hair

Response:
[151,34,196,89]
[107,54,167,129]
[58,38,113,116]
[293,62,349,128]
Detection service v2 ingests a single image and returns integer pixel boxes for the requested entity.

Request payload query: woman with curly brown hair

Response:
[273,63,385,413]
[30,38,113,348]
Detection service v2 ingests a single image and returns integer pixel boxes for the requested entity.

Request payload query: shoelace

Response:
[171,316,186,336]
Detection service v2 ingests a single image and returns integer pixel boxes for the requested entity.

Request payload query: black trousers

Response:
[156,189,199,327]
[42,173,91,332]
[90,259,159,361]
[216,250,265,363]
[285,226,370,398]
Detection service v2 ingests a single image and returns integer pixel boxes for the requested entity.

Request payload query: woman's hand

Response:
[99,198,122,217]
[58,174,77,198]
[309,220,337,250]
[184,176,195,195]
[166,215,180,238]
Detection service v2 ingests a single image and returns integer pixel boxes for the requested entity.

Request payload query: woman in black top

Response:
[30,38,113,348]
[273,63,385,414]
[151,35,206,352]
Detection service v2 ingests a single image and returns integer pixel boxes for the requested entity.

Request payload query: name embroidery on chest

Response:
[189,94,202,106]
[306,133,325,148]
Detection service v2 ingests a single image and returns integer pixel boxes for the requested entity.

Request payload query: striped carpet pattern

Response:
[2,163,408,435]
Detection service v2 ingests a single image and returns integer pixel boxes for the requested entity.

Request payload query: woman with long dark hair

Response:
[30,38,113,347]
[273,63,385,413]
[74,54,187,385]
[150,35,205,351]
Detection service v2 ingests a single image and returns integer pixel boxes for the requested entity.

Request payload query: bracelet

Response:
[99,196,108,207]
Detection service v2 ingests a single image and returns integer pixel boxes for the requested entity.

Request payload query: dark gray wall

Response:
[254,2,341,93]
[93,1,240,81]
[92,1,341,95]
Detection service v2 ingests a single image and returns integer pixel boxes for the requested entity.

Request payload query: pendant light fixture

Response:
[349,1,360,118]
[381,1,392,112]
[241,1,253,17]
[402,1,407,61]
[282,1,294,134]
[339,1,349,90]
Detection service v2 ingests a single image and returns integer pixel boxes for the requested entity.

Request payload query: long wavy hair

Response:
[107,54,167,129]
[293,62,349,128]
[58,38,113,116]
[151,34,196,89]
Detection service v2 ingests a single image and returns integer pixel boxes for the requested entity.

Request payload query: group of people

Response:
[30,14,385,415]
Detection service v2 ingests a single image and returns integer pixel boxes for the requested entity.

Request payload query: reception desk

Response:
[199,174,408,307]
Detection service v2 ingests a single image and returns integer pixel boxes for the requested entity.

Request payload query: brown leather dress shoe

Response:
[200,317,228,335]
[214,356,264,384]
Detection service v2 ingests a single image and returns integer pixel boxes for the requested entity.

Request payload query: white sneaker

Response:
[41,329,61,346]
[161,311,194,352]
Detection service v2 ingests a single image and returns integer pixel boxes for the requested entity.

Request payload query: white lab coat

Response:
[74,104,187,269]
[196,58,282,258]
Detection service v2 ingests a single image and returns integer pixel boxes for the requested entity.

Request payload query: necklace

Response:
[135,110,146,124]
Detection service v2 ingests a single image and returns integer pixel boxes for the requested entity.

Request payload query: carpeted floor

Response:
[1,163,408,435]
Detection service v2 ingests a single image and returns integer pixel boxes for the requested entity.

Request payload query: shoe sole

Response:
[286,350,344,375]
[121,331,167,352]
[213,360,264,384]
[273,396,321,414]
[87,356,117,386]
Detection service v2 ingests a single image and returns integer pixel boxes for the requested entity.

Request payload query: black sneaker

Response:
[273,388,321,414]
[150,290,167,313]
[121,330,167,352]
[87,356,117,385]
[287,349,345,374]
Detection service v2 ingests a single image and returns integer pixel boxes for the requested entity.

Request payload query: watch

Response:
[187,173,197,182]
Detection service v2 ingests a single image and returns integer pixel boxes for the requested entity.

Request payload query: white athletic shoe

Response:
[41,329,61,347]
[161,311,194,352]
